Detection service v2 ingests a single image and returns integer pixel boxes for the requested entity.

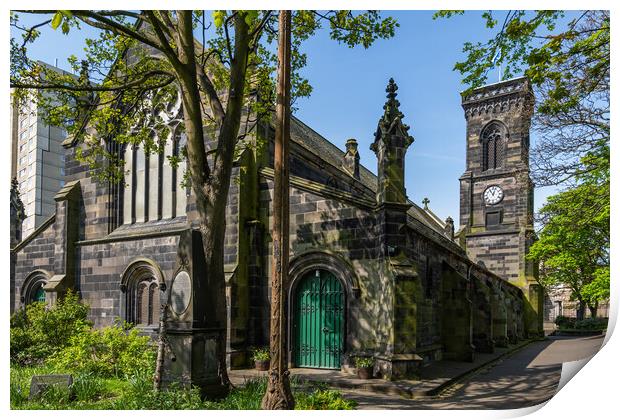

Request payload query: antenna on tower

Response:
[55,58,58,68]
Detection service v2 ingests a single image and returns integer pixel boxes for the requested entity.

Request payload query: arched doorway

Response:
[292,269,345,369]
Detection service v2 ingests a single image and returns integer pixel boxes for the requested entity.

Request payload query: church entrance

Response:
[292,269,345,369]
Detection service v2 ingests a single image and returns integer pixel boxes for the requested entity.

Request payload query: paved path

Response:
[230,340,539,398]
[341,335,604,410]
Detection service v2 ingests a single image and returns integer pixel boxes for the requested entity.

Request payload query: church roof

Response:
[288,115,449,236]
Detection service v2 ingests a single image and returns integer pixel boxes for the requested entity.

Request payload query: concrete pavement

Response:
[230,339,535,398]
[341,334,604,409]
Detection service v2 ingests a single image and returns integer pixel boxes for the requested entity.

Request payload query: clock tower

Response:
[459,77,542,336]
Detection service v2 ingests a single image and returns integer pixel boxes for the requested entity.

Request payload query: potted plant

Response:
[355,356,374,379]
[252,347,270,371]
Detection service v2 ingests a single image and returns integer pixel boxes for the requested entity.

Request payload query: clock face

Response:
[483,185,504,205]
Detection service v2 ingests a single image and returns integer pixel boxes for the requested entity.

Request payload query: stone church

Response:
[10,76,542,384]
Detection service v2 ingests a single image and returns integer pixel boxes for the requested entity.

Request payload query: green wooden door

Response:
[293,269,344,369]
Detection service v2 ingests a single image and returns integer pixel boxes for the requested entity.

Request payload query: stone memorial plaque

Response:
[171,270,191,315]
[29,374,73,400]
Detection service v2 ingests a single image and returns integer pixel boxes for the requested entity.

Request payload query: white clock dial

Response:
[483,185,504,205]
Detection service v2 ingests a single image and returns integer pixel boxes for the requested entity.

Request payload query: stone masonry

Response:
[10,78,539,386]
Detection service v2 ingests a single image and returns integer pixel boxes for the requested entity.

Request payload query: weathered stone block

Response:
[29,374,73,400]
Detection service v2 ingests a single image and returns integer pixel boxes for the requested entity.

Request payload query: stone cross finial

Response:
[422,197,430,209]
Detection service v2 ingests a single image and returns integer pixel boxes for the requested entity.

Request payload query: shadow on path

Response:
[343,335,604,410]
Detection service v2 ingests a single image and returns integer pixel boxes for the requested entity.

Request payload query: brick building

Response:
[10,77,542,386]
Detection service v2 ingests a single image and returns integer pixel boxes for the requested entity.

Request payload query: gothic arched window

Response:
[21,270,50,306]
[120,92,187,226]
[481,122,506,171]
[120,260,165,328]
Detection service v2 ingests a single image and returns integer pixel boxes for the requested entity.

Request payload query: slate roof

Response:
[288,115,449,236]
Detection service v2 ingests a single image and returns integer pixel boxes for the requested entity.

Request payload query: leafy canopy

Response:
[10,10,398,184]
[527,160,609,308]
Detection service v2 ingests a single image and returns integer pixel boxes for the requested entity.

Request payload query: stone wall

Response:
[13,217,56,309]
[76,234,181,328]
[465,231,520,283]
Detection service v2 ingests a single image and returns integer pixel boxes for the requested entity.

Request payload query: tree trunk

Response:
[173,11,250,391]
[589,303,598,319]
[577,300,586,320]
[199,193,232,389]
[154,302,170,391]
[261,10,295,410]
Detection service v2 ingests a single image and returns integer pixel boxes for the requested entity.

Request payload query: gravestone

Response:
[29,374,73,400]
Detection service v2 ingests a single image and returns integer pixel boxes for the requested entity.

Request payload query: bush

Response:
[10,290,91,366]
[354,357,374,368]
[71,372,107,402]
[295,389,357,410]
[251,347,270,362]
[555,316,608,330]
[49,322,156,378]
[554,316,575,329]
[574,318,608,330]
[112,382,205,410]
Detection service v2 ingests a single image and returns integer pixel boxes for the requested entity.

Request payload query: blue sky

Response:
[12,10,570,227]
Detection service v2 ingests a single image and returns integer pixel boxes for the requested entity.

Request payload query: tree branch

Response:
[11,70,174,91]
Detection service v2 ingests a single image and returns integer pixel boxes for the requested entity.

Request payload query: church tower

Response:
[459,77,542,336]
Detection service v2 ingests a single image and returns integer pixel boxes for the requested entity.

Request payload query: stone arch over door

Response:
[20,269,52,306]
[287,251,360,369]
[120,258,166,329]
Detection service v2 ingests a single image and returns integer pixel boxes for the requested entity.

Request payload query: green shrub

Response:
[49,322,156,378]
[251,347,270,362]
[354,356,374,368]
[71,372,107,402]
[10,290,91,366]
[574,318,608,330]
[555,316,608,330]
[295,389,357,410]
[112,383,205,410]
[554,316,575,329]
[206,378,266,409]
[11,365,357,410]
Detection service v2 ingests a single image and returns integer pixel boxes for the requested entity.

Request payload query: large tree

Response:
[527,163,609,319]
[10,10,397,392]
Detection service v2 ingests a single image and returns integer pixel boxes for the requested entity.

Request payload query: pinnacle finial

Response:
[381,78,402,123]
[386,77,398,100]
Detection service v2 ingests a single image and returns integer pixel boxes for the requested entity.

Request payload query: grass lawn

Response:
[10,364,357,410]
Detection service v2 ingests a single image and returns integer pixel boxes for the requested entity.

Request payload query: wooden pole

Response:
[261,10,294,410]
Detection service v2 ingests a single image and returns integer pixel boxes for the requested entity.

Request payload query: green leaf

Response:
[51,12,63,30]
[244,10,259,26]
[212,10,226,28]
